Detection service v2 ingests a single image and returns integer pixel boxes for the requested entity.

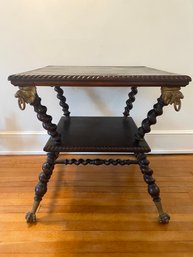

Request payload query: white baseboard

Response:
[0,130,193,155]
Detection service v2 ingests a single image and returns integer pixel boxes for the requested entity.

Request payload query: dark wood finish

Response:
[54,86,70,117]
[8,66,191,87]
[136,153,170,223]
[31,93,61,144]
[44,116,150,153]
[123,86,138,117]
[55,158,139,165]
[8,65,192,224]
[136,96,167,141]
[25,152,59,223]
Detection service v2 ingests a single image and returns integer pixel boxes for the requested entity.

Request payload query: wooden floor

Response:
[1,154,193,256]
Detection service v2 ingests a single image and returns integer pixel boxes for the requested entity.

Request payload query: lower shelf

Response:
[44,116,150,153]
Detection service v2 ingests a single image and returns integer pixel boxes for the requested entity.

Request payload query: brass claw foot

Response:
[159,213,170,224]
[25,212,37,223]
[154,200,170,224]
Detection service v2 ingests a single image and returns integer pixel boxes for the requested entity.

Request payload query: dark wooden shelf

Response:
[44,116,150,153]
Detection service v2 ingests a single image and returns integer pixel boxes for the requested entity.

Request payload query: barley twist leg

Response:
[25,152,59,223]
[54,86,70,117]
[136,153,170,223]
[123,87,138,117]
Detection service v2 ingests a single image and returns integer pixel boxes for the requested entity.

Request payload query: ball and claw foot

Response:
[25,212,37,223]
[158,213,170,224]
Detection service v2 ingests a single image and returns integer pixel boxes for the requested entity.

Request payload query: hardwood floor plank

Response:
[1,212,193,222]
[0,254,192,257]
[1,154,193,256]
[0,241,193,254]
[2,220,193,231]
[0,191,189,200]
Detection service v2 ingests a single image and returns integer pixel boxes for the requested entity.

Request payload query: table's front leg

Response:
[136,152,170,223]
[25,152,59,223]
[15,86,61,223]
[135,86,184,223]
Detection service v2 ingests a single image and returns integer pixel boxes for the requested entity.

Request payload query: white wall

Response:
[0,0,193,154]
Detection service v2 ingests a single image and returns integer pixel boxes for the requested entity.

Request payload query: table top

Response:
[8,66,191,87]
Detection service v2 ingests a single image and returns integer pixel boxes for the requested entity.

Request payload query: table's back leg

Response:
[25,152,59,223]
[135,152,170,224]
[123,86,138,117]
[54,86,70,117]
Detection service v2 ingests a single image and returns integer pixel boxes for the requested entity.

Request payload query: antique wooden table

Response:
[8,66,191,224]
